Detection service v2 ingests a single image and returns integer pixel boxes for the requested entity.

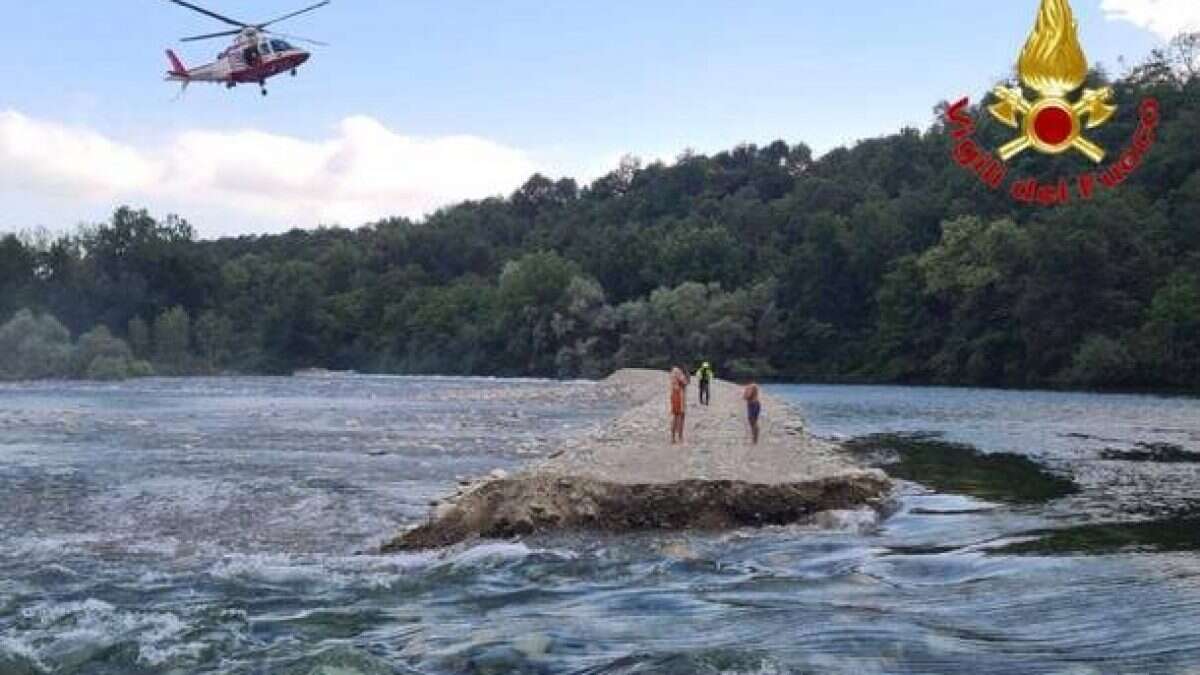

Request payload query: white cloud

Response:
[0,111,159,197]
[0,110,537,233]
[1101,0,1200,40]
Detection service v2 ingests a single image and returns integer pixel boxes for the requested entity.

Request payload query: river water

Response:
[2,376,1199,674]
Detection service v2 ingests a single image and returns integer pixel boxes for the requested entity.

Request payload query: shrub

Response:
[1067,335,1134,387]
[0,309,75,380]
[85,356,133,381]
[83,356,156,381]
[127,360,155,378]
[75,326,134,377]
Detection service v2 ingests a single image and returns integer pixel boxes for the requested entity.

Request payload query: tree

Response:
[261,261,323,371]
[498,251,582,374]
[917,216,1028,384]
[872,256,938,380]
[0,235,34,318]
[128,317,151,358]
[0,310,74,381]
[657,224,745,288]
[75,325,132,371]
[1138,271,1200,385]
[194,311,234,371]
[75,325,153,380]
[1067,335,1134,387]
[553,276,614,378]
[612,281,769,375]
[154,306,192,371]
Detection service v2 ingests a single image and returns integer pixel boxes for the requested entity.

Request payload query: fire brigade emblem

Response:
[988,0,1116,163]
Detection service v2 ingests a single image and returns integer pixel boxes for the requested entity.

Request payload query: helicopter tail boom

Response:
[165,49,188,78]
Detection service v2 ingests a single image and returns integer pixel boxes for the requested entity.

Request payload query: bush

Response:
[154,306,192,368]
[85,356,132,381]
[1067,335,1134,387]
[75,325,156,381]
[0,309,75,380]
[75,326,134,376]
[0,309,156,382]
[83,356,156,381]
[127,360,155,378]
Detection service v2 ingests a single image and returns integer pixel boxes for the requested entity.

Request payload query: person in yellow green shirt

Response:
[695,361,714,406]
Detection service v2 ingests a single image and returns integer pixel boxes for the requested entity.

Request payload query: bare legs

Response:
[671,413,685,443]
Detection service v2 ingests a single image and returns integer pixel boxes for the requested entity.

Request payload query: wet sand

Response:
[540,369,870,484]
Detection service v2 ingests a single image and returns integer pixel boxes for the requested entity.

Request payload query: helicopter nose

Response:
[296,51,310,66]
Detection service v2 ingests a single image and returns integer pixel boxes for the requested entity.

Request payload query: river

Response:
[2,376,1199,674]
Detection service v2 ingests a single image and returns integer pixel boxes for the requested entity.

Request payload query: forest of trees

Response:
[2,37,1198,389]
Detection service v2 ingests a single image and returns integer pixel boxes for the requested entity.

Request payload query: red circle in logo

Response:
[1033,105,1074,146]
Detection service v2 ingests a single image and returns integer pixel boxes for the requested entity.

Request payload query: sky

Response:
[0,0,1196,238]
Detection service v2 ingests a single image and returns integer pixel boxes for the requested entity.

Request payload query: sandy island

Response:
[383,369,892,551]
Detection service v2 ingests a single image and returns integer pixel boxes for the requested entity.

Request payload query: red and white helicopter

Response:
[164,0,329,96]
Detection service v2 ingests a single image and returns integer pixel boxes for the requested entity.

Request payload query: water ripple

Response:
[2,378,1199,673]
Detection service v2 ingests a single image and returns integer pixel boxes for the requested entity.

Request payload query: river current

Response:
[1,376,1199,674]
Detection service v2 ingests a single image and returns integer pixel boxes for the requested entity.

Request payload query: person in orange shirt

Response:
[669,366,689,444]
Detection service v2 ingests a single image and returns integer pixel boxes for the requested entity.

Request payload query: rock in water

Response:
[513,632,553,658]
[382,369,892,551]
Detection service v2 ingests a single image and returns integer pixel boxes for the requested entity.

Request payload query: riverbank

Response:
[383,369,891,550]
[5,365,1197,399]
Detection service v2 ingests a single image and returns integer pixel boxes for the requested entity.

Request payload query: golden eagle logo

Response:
[988,0,1116,162]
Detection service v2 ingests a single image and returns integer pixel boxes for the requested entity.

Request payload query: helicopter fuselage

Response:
[168,34,309,88]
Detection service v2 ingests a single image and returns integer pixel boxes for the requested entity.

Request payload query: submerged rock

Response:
[844,432,1079,504]
[1100,442,1200,464]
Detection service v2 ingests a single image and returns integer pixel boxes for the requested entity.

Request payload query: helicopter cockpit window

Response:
[271,40,292,52]
[259,41,273,55]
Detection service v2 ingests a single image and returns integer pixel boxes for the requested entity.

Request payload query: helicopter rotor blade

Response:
[165,0,248,27]
[257,1,330,29]
[180,28,243,42]
[267,30,329,47]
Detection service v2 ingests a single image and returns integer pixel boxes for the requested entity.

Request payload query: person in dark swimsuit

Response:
[743,382,761,445]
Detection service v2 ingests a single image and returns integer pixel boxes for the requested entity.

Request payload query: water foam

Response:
[811,508,882,534]
[0,634,48,672]
[13,598,199,669]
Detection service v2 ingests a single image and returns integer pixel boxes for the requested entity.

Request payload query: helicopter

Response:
[163,0,330,96]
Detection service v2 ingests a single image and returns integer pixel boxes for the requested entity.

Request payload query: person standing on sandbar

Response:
[743,381,762,445]
[669,366,689,444]
[695,361,714,406]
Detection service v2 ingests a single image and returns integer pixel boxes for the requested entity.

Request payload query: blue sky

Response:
[0,0,1190,237]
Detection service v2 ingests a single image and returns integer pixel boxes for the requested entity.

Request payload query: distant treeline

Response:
[1,38,1197,388]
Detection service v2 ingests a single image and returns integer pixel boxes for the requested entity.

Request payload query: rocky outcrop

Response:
[384,472,891,551]
[383,369,893,551]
